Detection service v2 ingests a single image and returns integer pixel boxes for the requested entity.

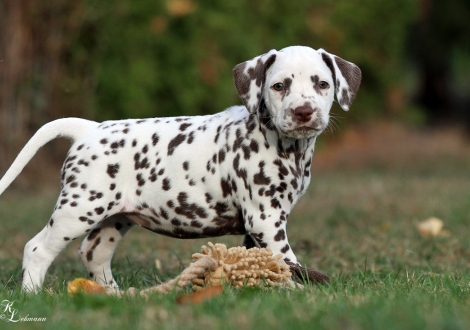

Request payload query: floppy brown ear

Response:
[232,49,278,112]
[317,49,362,111]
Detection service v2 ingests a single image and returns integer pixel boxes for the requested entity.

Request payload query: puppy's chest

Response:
[247,151,312,206]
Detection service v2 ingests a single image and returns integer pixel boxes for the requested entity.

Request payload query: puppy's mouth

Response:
[280,125,324,139]
[295,126,321,132]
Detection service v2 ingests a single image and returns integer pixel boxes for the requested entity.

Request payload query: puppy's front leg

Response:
[245,211,329,284]
[245,210,298,263]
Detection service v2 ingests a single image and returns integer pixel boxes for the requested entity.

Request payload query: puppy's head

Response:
[233,46,361,139]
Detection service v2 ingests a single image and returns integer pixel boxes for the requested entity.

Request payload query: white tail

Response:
[0,118,98,195]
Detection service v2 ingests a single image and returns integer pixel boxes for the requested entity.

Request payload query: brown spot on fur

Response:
[274,229,286,241]
[152,133,159,146]
[107,164,120,178]
[162,178,171,191]
[168,134,186,155]
[180,123,192,131]
[280,244,290,253]
[87,228,101,241]
[253,161,271,185]
[174,192,208,220]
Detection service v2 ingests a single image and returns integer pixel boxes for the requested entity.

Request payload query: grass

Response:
[0,122,469,329]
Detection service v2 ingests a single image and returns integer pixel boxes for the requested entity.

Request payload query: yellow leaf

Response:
[68,278,105,296]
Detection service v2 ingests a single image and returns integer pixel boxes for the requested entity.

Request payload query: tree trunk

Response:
[0,0,33,172]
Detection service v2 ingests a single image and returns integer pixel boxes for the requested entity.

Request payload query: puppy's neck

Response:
[254,102,316,158]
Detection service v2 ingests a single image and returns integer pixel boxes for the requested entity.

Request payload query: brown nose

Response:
[294,106,315,123]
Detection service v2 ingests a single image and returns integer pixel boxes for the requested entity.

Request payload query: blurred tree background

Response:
[0,0,469,184]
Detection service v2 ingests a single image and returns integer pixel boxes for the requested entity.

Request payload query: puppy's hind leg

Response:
[22,226,49,290]
[21,205,102,293]
[78,214,135,291]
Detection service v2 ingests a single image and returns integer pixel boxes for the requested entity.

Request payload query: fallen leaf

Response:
[68,278,106,296]
[155,258,162,271]
[417,217,444,237]
[176,286,223,305]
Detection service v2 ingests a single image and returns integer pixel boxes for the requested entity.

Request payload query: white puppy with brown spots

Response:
[0,46,361,292]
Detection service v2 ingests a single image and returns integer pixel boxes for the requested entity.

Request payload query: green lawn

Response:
[0,125,469,329]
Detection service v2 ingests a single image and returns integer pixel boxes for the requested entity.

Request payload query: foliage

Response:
[66,0,418,121]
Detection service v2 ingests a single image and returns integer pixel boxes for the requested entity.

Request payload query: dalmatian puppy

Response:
[0,46,361,292]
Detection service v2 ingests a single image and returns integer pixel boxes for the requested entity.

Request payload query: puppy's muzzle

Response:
[294,106,316,124]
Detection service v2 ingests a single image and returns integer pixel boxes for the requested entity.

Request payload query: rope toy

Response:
[125,243,299,297]
[68,242,329,297]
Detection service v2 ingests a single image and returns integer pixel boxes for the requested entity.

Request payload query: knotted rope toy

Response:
[68,242,329,297]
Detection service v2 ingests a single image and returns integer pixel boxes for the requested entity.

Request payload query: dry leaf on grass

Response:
[176,285,223,305]
[417,217,444,237]
[68,278,106,296]
[155,258,162,271]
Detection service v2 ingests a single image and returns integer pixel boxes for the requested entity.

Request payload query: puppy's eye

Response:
[319,81,329,89]
[272,83,284,91]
